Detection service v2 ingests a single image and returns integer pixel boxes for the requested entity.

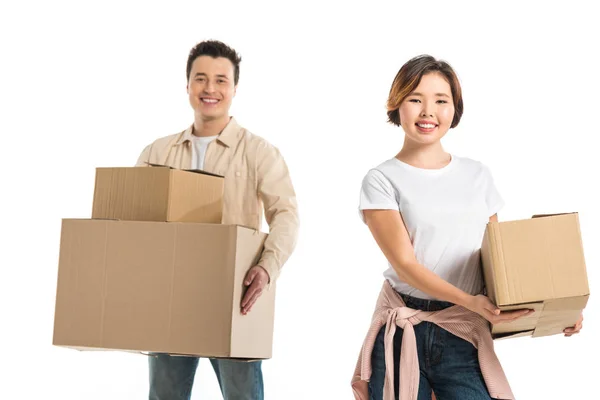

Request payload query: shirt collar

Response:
[175,117,242,148]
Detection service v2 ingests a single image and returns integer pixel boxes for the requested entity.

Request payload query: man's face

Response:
[187,56,237,122]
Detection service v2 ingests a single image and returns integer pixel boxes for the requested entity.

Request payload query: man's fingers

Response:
[242,289,263,314]
[245,269,257,286]
[247,292,260,310]
[241,267,268,314]
[242,276,266,308]
[241,285,258,308]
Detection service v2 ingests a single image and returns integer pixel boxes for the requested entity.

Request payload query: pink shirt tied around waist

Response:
[352,281,515,400]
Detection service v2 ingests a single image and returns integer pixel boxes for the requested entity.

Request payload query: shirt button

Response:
[235,171,241,177]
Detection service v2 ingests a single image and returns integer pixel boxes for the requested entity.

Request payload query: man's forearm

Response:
[258,208,299,283]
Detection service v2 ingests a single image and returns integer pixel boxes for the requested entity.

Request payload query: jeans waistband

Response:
[399,292,454,312]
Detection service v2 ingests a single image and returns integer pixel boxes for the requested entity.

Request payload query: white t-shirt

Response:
[190,135,218,170]
[358,155,504,300]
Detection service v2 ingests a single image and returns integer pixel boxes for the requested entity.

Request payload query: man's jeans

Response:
[368,294,493,400]
[149,354,263,400]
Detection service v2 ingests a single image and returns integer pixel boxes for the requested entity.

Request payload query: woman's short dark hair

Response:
[387,55,463,128]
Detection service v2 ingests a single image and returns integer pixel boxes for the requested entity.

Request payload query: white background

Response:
[1,1,598,398]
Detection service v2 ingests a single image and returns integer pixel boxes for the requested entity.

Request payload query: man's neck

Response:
[193,115,231,137]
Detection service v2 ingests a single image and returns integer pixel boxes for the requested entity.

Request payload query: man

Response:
[136,40,299,400]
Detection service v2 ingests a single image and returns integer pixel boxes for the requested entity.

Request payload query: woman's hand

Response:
[564,314,584,337]
[466,294,534,325]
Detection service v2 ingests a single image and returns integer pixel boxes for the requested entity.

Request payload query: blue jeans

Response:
[368,294,493,400]
[148,354,263,400]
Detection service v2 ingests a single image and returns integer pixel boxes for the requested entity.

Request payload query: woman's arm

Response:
[363,209,532,323]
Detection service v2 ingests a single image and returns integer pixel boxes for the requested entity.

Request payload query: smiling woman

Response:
[352,55,529,400]
[387,55,463,129]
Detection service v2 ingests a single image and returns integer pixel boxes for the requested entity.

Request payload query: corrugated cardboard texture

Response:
[482,213,590,338]
[92,166,224,223]
[53,219,271,359]
[93,167,170,221]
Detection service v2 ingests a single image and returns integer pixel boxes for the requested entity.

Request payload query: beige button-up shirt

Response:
[135,117,299,283]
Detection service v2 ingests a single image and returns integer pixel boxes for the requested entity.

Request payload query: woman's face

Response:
[398,72,455,145]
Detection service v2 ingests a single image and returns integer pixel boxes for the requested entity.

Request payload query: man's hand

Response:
[564,314,584,337]
[241,265,269,315]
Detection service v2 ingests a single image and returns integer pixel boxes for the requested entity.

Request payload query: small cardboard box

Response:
[92,165,224,223]
[481,213,589,339]
[52,219,275,359]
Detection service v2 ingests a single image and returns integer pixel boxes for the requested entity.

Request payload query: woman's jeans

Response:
[368,293,493,400]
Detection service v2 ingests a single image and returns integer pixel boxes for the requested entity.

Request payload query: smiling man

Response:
[136,40,299,400]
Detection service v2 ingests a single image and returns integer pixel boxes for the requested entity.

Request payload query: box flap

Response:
[532,212,577,219]
[185,168,224,178]
[145,163,171,169]
[146,162,224,178]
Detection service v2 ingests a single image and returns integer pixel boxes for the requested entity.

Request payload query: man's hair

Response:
[186,40,242,85]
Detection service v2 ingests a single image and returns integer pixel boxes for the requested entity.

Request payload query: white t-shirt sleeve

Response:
[483,165,505,217]
[358,169,400,223]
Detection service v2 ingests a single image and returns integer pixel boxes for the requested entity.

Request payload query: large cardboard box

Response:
[52,219,275,359]
[92,165,224,223]
[481,213,589,339]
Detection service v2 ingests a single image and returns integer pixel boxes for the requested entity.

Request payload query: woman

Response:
[351,55,583,400]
